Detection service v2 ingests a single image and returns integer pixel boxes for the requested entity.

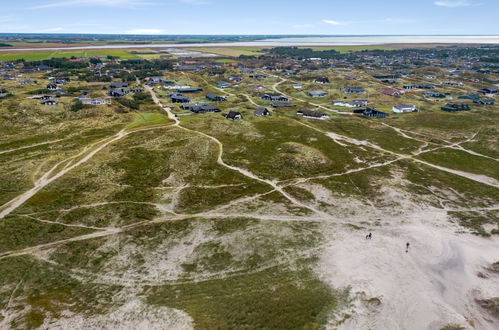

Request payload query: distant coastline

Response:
[1,35,498,52]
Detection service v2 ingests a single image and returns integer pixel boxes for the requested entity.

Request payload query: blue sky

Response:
[1,0,497,35]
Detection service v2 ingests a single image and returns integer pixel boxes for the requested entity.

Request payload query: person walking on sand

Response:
[406,242,410,253]
[366,232,372,239]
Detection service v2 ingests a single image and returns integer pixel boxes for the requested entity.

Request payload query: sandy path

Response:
[0,139,63,155]
[291,117,499,188]
[383,123,498,162]
[146,85,330,217]
[0,131,128,219]
[0,126,167,220]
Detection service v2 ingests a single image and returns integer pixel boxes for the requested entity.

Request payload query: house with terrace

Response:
[206,93,227,102]
[0,87,8,98]
[392,104,418,113]
[216,81,232,89]
[271,101,294,108]
[177,87,203,93]
[314,76,330,84]
[261,94,288,101]
[343,87,366,94]
[381,89,405,96]
[109,82,129,89]
[474,98,495,105]
[182,103,220,113]
[441,103,470,112]
[308,90,328,98]
[255,107,271,117]
[47,83,59,91]
[334,100,368,108]
[423,91,446,98]
[79,97,111,106]
[170,93,191,103]
[357,107,388,118]
[228,76,243,82]
[109,88,129,97]
[477,87,499,95]
[41,100,58,106]
[224,111,243,120]
[296,109,329,120]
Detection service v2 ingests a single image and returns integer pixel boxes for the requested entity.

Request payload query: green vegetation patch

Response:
[57,202,159,228]
[399,160,499,208]
[417,148,499,180]
[175,183,270,214]
[439,325,465,330]
[0,256,122,329]
[448,211,498,237]
[284,185,316,203]
[0,49,139,61]
[146,266,348,330]
[0,215,94,254]
[181,115,360,180]
[311,116,425,154]
[126,112,171,128]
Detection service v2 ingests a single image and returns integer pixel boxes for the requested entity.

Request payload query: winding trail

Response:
[383,123,498,161]
[267,82,499,188]
[145,85,330,217]
[0,126,168,220]
[0,139,63,155]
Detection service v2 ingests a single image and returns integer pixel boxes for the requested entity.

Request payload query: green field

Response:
[0,49,140,61]
[305,45,397,53]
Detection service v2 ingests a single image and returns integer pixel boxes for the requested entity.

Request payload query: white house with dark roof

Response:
[392,104,418,113]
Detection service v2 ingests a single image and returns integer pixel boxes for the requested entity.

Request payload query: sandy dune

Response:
[318,211,499,330]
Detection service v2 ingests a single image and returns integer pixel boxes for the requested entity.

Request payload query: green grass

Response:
[448,211,498,236]
[439,325,465,330]
[181,114,365,181]
[215,58,240,63]
[284,185,316,203]
[0,49,139,61]
[306,45,397,53]
[189,47,265,57]
[417,148,499,180]
[400,160,499,208]
[0,216,95,254]
[126,112,171,128]
[176,183,270,213]
[0,256,122,329]
[146,266,349,330]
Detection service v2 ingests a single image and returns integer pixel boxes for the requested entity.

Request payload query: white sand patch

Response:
[42,298,193,330]
[318,211,499,330]
[296,182,372,217]
[88,222,215,285]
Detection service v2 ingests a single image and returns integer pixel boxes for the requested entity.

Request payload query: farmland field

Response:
[0,50,140,61]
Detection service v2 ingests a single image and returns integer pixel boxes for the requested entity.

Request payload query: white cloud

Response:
[32,0,154,9]
[125,28,167,34]
[434,0,479,7]
[322,19,344,25]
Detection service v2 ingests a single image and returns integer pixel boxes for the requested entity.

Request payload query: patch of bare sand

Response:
[317,210,499,330]
[296,182,372,217]
[92,222,215,285]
